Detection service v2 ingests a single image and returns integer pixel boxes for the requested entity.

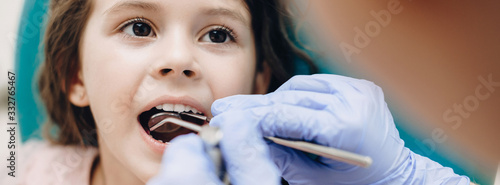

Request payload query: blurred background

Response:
[0,0,25,183]
[289,1,500,184]
[1,0,499,184]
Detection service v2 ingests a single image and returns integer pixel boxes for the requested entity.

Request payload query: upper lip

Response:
[139,95,209,116]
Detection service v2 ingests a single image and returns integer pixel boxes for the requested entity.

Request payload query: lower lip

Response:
[139,122,169,154]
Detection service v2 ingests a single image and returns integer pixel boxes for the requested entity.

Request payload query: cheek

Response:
[80,23,154,116]
[204,54,257,100]
[82,47,135,116]
[79,28,150,135]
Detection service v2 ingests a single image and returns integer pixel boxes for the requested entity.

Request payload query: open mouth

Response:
[138,104,206,143]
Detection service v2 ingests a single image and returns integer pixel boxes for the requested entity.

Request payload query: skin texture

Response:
[67,0,270,184]
[302,0,500,176]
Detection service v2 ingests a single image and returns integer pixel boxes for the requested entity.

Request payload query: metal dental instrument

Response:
[149,112,373,168]
[264,137,372,168]
[149,112,182,133]
[148,112,230,184]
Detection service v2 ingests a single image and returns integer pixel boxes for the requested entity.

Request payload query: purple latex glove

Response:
[148,118,280,185]
[211,74,470,185]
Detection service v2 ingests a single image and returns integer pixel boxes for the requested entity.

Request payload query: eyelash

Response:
[117,17,156,37]
[212,25,237,41]
[116,17,238,42]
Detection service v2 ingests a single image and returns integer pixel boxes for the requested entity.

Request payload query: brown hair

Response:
[39,0,317,146]
[39,0,95,146]
[245,0,317,91]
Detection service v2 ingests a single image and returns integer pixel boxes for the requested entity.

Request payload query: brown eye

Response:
[200,26,235,44]
[208,30,228,43]
[122,19,155,37]
[132,23,152,37]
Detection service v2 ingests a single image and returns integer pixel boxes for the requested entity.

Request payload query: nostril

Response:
[157,68,195,77]
[160,69,172,75]
[183,70,194,77]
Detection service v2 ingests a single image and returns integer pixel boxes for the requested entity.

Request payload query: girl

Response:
[19,0,471,184]
[21,0,315,184]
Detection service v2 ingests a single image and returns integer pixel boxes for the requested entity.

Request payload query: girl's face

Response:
[70,0,269,183]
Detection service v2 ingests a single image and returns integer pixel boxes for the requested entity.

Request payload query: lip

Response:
[139,95,209,116]
[139,121,169,154]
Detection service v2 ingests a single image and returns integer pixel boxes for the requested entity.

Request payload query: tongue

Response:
[150,127,194,142]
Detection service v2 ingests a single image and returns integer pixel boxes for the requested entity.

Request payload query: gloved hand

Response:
[147,119,280,185]
[211,74,470,185]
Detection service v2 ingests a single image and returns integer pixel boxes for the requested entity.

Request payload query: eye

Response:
[120,18,155,37]
[200,26,236,43]
[207,30,228,43]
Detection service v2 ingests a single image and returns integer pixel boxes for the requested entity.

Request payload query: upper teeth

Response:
[155,103,202,114]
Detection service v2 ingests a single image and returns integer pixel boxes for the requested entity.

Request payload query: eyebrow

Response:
[103,1,249,26]
[104,1,161,15]
[202,8,249,26]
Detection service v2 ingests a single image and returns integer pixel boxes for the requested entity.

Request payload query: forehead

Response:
[93,0,250,24]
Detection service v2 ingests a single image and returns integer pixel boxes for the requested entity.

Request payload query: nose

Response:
[151,34,200,80]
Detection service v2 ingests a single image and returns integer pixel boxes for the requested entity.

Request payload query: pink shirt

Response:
[16,140,98,185]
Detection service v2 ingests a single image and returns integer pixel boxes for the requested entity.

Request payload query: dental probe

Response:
[148,114,230,184]
[264,137,372,168]
[150,112,373,168]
